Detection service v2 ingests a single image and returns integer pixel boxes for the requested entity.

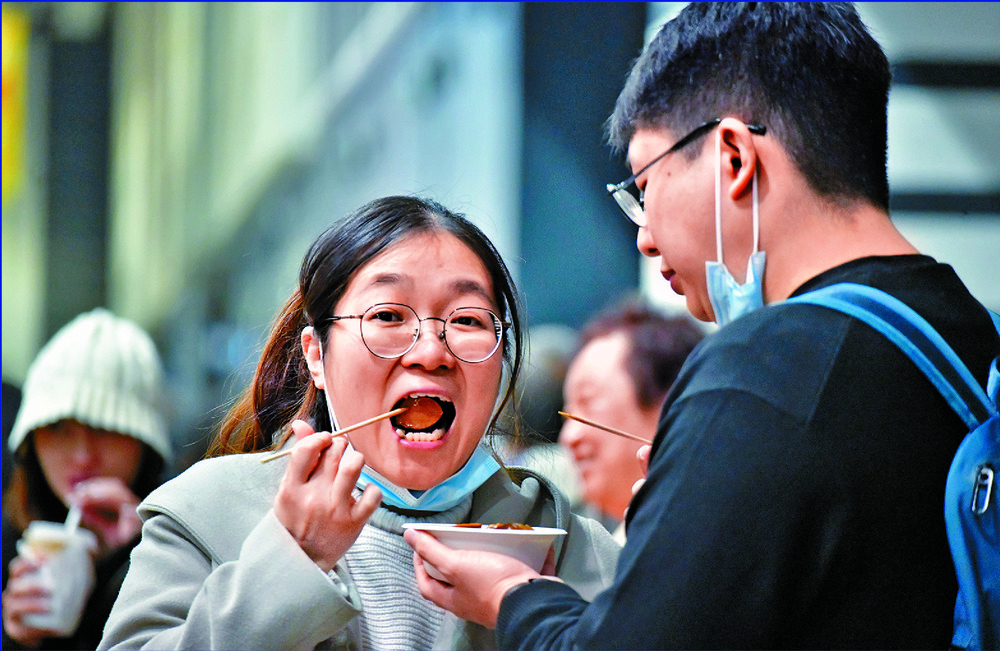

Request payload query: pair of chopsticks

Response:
[259,407,407,463]
[260,408,648,462]
[558,411,652,444]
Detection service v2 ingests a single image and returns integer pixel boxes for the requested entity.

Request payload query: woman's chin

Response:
[379,457,456,491]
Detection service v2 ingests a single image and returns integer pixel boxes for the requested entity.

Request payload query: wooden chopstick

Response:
[558,411,652,444]
[259,407,407,463]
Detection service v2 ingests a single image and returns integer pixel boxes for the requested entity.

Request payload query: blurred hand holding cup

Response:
[15,520,98,636]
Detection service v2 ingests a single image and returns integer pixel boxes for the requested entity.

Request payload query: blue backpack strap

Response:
[785,283,997,429]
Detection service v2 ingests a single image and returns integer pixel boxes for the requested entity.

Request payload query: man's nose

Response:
[636,224,658,257]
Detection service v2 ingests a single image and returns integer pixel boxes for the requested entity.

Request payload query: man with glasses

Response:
[406,3,1000,648]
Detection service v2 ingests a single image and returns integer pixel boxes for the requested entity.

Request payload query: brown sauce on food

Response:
[453,522,533,530]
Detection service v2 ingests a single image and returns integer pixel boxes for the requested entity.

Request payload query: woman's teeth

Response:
[395,427,446,442]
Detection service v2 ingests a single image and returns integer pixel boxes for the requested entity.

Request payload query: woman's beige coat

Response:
[98,449,620,650]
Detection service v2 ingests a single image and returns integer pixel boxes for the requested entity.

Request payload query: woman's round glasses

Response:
[327,303,507,364]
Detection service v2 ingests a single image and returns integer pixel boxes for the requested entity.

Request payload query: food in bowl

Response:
[402,522,567,581]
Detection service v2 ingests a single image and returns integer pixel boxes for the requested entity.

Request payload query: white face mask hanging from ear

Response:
[705,128,766,326]
[314,337,342,431]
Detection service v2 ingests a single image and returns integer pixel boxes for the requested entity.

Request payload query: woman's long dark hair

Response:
[208,196,524,456]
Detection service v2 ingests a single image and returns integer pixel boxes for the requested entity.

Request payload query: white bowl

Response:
[402,523,567,581]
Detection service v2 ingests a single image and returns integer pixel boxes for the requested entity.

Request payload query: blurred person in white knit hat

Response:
[2,308,172,650]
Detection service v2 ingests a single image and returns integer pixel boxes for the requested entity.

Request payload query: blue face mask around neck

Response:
[355,443,501,512]
[705,128,766,327]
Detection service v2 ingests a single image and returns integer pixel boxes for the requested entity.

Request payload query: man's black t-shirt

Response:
[499,255,1000,650]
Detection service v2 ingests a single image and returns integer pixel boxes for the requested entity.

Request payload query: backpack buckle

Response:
[972,465,995,516]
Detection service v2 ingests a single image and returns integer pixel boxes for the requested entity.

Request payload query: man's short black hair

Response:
[607,2,891,211]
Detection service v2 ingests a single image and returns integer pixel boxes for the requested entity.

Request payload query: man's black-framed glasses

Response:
[606,118,767,227]
[327,303,508,364]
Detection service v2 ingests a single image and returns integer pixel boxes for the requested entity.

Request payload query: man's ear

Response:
[718,118,759,201]
[301,326,326,390]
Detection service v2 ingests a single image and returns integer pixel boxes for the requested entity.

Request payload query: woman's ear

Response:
[301,326,326,390]
[719,118,759,201]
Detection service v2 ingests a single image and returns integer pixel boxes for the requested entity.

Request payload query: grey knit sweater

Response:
[345,497,473,650]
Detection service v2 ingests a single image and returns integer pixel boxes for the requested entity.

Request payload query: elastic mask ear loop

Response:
[715,129,724,265]
[751,160,760,255]
[316,337,341,432]
[715,129,761,268]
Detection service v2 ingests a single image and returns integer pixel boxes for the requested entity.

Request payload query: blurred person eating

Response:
[3,309,173,650]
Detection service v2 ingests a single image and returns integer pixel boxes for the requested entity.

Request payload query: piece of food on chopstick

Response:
[390,395,454,442]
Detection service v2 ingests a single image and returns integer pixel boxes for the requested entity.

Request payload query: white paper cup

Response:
[16,521,97,636]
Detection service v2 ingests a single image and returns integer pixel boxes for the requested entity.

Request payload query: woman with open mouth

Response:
[98,195,620,651]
